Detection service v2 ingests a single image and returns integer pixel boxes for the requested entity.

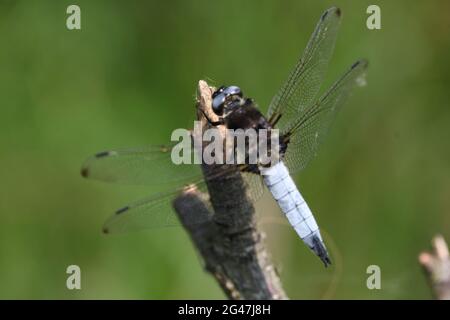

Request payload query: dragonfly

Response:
[81,7,367,267]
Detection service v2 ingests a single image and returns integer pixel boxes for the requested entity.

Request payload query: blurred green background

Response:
[0,0,449,299]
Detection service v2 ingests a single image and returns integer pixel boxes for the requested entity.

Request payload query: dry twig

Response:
[419,234,450,300]
[172,80,287,300]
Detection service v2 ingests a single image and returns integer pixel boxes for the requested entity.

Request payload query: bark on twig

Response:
[419,235,450,300]
[172,80,287,300]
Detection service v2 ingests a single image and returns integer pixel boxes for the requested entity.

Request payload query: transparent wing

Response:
[242,171,265,203]
[267,7,342,131]
[283,59,368,174]
[81,142,203,190]
[102,169,265,234]
[102,182,209,234]
[82,135,267,233]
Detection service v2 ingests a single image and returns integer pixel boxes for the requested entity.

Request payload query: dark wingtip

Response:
[351,59,369,70]
[95,151,110,158]
[351,61,359,69]
[80,167,89,178]
[322,7,341,20]
[115,206,129,215]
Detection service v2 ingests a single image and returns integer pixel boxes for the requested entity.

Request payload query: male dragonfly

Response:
[81,7,367,267]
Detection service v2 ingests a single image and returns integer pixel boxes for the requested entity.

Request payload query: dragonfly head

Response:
[212,85,244,117]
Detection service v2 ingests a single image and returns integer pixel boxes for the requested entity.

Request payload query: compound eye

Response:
[212,86,226,99]
[223,85,242,97]
[212,92,226,115]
